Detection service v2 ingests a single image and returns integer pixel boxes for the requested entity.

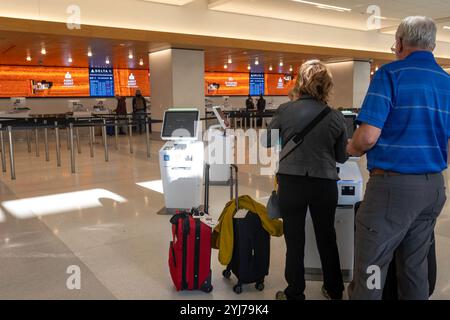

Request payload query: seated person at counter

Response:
[257,94,266,127]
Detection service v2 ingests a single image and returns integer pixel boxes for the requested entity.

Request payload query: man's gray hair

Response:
[396,16,437,50]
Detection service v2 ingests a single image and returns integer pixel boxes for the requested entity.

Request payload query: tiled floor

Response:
[0,130,449,300]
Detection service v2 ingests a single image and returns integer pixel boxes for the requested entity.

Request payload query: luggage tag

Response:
[200,216,218,228]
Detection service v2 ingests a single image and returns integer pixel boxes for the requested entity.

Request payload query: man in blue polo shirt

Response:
[347,16,450,300]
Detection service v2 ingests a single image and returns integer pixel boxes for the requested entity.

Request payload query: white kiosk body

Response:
[304,160,363,281]
[159,109,204,213]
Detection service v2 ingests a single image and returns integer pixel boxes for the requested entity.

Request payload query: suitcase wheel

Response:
[222,269,232,279]
[201,285,213,293]
[233,284,243,294]
[255,282,265,291]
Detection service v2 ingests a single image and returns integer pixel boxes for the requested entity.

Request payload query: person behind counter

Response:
[256,94,266,127]
[266,60,348,300]
[132,89,148,134]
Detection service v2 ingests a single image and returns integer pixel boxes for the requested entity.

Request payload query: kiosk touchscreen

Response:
[159,109,204,213]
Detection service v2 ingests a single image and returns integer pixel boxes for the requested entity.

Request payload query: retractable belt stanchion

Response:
[7,126,15,180]
[0,124,6,173]
[55,121,61,167]
[66,127,70,150]
[34,119,40,157]
[76,126,81,154]
[26,121,31,153]
[115,119,119,150]
[102,119,109,162]
[44,120,49,162]
[69,123,75,174]
[145,116,151,159]
[89,120,94,158]
[128,116,133,154]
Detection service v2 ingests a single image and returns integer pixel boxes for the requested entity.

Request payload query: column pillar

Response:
[149,48,205,132]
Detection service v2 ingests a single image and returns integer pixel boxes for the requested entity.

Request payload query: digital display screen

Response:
[162,111,199,139]
[249,73,265,96]
[89,68,115,97]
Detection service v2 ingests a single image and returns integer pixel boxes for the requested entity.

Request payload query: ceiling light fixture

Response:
[139,59,144,66]
[87,50,93,57]
[292,0,351,13]
[228,56,232,64]
[269,65,273,71]
[279,61,284,67]
[224,64,228,69]
[444,26,450,30]
[106,57,110,65]
[41,48,47,55]
[289,65,293,72]
[26,56,32,61]
[68,57,73,63]
[255,59,259,66]
[247,65,251,70]
[128,53,134,59]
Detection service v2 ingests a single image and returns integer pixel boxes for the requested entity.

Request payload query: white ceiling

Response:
[208,0,450,42]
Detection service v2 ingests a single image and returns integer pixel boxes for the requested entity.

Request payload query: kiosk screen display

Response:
[162,110,199,139]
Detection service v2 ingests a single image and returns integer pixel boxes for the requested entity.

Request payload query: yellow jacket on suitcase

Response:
[212,195,284,266]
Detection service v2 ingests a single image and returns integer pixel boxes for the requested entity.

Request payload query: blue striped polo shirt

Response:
[357,51,450,174]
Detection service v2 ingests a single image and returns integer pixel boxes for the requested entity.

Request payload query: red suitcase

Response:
[169,211,213,293]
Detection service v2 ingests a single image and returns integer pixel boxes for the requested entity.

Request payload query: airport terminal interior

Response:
[1,0,450,300]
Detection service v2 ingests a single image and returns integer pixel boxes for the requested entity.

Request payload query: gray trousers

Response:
[349,173,446,300]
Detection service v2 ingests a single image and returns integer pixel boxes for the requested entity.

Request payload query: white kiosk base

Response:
[304,160,363,282]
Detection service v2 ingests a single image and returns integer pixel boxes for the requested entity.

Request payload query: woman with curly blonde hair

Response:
[266,60,348,300]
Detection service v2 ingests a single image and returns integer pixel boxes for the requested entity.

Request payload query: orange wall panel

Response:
[113,69,150,97]
[205,72,249,96]
[266,73,297,96]
[0,66,89,97]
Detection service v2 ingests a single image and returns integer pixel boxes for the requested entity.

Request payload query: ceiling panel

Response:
[208,0,450,42]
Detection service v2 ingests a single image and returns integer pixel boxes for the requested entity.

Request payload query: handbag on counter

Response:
[266,107,331,220]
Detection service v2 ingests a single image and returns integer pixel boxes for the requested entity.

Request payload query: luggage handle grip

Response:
[230,165,239,210]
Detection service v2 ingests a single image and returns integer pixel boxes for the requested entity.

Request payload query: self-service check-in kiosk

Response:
[304,160,363,281]
[159,109,204,214]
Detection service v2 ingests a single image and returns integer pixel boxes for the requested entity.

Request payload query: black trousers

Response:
[278,174,344,300]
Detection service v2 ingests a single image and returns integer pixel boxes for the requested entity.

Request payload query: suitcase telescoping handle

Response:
[204,164,239,214]
[230,165,239,210]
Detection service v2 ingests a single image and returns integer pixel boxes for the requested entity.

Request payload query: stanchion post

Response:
[102,119,109,162]
[145,116,151,159]
[44,120,49,162]
[89,122,94,158]
[34,119,40,157]
[128,116,133,154]
[0,124,6,173]
[115,118,119,150]
[7,126,15,180]
[55,121,61,167]
[69,123,75,174]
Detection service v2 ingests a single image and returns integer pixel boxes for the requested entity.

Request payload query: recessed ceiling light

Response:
[255,59,259,65]
[26,56,32,61]
[444,26,450,30]
[292,0,351,12]
[269,65,273,71]
[128,53,134,59]
[106,57,110,64]
[279,61,284,67]
[375,66,379,71]
[247,65,251,70]
[41,48,47,55]
[289,65,293,72]
[139,59,144,66]
[224,64,228,69]
[87,51,93,57]
[228,56,232,64]
[371,71,374,76]
[68,57,73,63]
